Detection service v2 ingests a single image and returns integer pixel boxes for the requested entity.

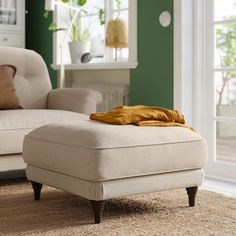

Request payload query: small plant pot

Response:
[69,41,91,63]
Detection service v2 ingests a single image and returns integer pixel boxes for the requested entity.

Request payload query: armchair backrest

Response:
[0,46,52,109]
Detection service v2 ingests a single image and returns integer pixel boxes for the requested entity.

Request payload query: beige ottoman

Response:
[23,119,207,223]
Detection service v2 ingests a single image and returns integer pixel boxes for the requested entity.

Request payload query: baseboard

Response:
[205,175,236,185]
[0,169,26,180]
[202,176,236,198]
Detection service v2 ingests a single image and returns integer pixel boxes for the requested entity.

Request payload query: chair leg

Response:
[186,186,198,207]
[31,181,42,201]
[90,200,105,224]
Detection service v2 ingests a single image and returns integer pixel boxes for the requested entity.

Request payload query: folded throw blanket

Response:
[90,105,194,131]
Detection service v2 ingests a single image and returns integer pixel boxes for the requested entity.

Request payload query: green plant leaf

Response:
[43,11,49,19]
[115,0,121,10]
[48,22,66,32]
[77,0,87,6]
[98,9,105,25]
[48,22,57,31]
[54,28,67,32]
[61,0,70,3]
[72,25,78,41]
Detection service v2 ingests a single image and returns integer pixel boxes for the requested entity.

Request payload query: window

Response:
[174,0,236,180]
[206,0,236,170]
[205,0,236,180]
[52,0,137,69]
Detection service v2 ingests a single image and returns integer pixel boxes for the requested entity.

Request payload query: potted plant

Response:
[44,0,105,63]
[67,5,91,63]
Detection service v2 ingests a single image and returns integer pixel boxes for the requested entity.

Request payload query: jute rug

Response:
[0,179,235,236]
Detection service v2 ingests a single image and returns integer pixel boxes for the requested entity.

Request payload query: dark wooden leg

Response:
[31,181,42,201]
[90,200,105,224]
[186,186,198,207]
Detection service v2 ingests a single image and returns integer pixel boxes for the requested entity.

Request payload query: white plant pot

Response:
[69,41,91,63]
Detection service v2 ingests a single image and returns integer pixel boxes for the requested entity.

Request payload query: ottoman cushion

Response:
[23,119,207,182]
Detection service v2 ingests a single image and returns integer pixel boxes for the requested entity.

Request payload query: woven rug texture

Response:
[0,180,236,236]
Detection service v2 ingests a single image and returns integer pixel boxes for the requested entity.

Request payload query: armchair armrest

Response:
[47,88,102,115]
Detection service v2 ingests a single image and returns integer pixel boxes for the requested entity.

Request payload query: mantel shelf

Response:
[51,61,138,70]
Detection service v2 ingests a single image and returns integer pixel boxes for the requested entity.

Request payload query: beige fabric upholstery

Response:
[24,120,207,201]
[23,120,204,149]
[23,121,207,181]
[0,46,52,109]
[47,88,102,114]
[26,165,203,200]
[0,155,26,172]
[0,110,87,155]
[0,47,102,173]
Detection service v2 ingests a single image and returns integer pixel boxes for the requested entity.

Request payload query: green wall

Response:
[130,0,173,109]
[26,0,57,88]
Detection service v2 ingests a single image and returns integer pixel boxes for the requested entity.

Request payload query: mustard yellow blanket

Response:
[90,105,194,131]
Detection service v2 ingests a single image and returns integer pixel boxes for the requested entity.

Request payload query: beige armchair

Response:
[0,46,102,177]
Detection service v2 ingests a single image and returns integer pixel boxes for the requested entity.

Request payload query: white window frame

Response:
[174,0,236,181]
[205,0,236,181]
[174,0,205,134]
[51,0,138,70]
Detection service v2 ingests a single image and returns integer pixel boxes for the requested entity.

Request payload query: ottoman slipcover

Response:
[23,119,207,223]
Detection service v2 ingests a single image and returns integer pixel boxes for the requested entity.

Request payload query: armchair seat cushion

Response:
[23,120,208,182]
[0,110,87,155]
